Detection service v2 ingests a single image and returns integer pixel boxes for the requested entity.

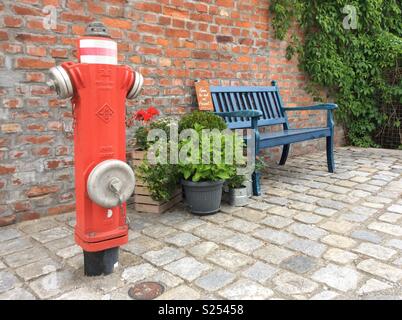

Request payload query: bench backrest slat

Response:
[210,86,287,129]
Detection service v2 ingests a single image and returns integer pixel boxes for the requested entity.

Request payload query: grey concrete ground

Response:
[1,147,402,300]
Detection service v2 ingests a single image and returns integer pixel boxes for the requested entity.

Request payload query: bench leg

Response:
[279,144,290,165]
[252,171,261,196]
[326,135,335,173]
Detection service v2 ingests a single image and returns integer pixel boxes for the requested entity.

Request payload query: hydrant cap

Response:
[85,21,110,38]
[87,159,135,208]
[48,66,74,99]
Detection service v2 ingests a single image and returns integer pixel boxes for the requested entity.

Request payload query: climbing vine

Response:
[270,0,402,147]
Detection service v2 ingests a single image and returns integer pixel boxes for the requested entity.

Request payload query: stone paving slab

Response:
[0,147,402,300]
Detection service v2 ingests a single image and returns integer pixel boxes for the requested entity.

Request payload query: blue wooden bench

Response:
[210,81,338,196]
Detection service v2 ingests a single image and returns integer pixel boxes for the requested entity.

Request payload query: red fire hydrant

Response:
[47,22,143,276]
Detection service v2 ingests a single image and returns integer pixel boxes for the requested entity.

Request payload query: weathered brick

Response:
[137,24,163,35]
[50,48,68,58]
[193,32,214,42]
[1,123,22,133]
[1,43,22,53]
[166,28,191,38]
[26,18,47,31]
[4,16,23,27]
[60,12,92,23]
[0,214,17,227]
[163,7,189,19]
[216,35,233,43]
[26,185,60,198]
[2,98,22,108]
[26,46,47,57]
[27,124,45,132]
[26,72,46,82]
[22,135,54,144]
[13,201,31,212]
[12,5,43,16]
[102,17,132,30]
[16,57,54,69]
[135,2,162,13]
[0,165,16,175]
[47,204,75,215]
[0,138,9,147]
[15,33,57,43]
[0,31,8,40]
[32,147,50,157]
[19,211,40,222]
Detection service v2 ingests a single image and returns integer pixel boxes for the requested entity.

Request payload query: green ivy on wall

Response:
[270,0,402,147]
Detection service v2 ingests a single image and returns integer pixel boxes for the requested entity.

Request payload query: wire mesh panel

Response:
[374,104,402,149]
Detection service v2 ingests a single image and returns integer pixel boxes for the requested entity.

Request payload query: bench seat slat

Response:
[226,118,286,129]
[244,128,330,142]
[259,128,331,148]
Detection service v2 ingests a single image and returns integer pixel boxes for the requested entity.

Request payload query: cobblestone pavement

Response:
[1,147,402,300]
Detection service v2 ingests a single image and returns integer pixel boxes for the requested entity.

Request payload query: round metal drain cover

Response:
[128,282,165,300]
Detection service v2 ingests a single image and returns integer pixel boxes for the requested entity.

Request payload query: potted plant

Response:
[178,112,238,215]
[178,133,235,215]
[227,174,249,207]
[136,117,182,205]
[127,110,183,213]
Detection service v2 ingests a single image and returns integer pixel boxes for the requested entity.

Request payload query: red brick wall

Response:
[0,0,344,225]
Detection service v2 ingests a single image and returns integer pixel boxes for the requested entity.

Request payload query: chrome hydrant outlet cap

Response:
[48,66,74,99]
[87,159,135,208]
[127,71,144,99]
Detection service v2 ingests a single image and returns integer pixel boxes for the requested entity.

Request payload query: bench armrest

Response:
[285,103,337,130]
[283,103,338,112]
[215,110,263,119]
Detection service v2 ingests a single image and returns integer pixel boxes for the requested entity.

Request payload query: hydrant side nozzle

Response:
[127,71,144,99]
[48,66,74,99]
[87,159,135,209]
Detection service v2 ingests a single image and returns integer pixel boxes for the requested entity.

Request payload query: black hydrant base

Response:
[83,247,119,276]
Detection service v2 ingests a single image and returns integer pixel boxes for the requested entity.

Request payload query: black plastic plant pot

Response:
[181,179,224,215]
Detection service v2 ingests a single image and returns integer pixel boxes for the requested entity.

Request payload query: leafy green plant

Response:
[136,160,180,202]
[134,117,180,202]
[150,117,176,136]
[270,0,402,147]
[178,112,241,182]
[227,175,246,189]
[129,107,161,150]
[178,128,238,182]
[134,117,178,150]
[255,156,267,172]
[134,126,149,150]
[179,110,227,132]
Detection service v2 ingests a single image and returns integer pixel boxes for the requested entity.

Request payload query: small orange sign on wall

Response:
[195,80,214,111]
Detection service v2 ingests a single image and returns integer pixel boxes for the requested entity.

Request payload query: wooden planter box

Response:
[127,149,146,166]
[134,178,182,214]
[126,148,182,214]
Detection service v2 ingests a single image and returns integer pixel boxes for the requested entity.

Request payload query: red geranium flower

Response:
[142,113,153,122]
[134,109,146,121]
[147,107,160,116]
[127,107,160,127]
